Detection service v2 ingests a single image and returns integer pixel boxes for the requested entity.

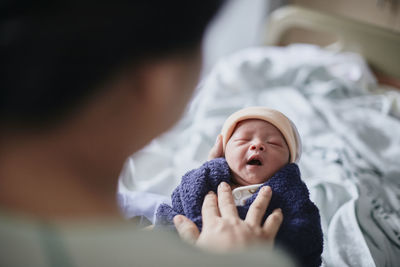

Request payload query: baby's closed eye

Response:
[266,139,284,146]
[234,138,250,144]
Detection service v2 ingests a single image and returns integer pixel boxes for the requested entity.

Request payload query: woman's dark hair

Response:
[1,0,224,127]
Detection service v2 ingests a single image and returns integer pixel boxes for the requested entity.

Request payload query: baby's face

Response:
[225,119,290,186]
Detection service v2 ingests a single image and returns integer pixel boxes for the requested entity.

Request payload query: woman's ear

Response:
[124,51,202,137]
[135,59,184,111]
[138,49,201,104]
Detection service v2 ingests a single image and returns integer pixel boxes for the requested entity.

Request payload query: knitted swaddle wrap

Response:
[156,158,323,267]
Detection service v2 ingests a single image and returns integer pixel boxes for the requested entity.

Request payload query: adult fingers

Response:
[217,182,239,218]
[201,191,220,225]
[208,134,223,160]
[174,215,200,244]
[262,208,283,243]
[245,186,272,227]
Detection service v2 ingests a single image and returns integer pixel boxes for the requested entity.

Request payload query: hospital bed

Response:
[118,5,400,267]
[264,5,400,83]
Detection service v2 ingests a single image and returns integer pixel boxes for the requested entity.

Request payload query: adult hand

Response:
[208,134,224,160]
[173,182,283,252]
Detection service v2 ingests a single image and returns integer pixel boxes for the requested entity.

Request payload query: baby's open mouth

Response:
[247,159,262,165]
[247,155,262,166]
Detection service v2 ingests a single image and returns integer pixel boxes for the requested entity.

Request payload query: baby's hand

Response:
[173,183,283,252]
[208,134,224,160]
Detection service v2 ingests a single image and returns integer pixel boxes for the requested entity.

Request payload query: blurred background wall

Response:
[201,0,288,77]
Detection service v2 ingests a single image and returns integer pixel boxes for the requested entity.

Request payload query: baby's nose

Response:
[250,142,265,151]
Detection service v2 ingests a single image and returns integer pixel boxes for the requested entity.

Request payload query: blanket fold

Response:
[156,157,323,267]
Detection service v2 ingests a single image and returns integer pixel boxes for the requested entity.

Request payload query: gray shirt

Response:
[0,211,294,267]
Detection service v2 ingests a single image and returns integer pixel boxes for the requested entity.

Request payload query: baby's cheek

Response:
[225,155,235,170]
[226,155,240,175]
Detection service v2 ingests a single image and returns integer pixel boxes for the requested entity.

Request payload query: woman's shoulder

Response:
[0,213,294,267]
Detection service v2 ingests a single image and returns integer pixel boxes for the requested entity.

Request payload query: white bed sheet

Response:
[118,44,400,267]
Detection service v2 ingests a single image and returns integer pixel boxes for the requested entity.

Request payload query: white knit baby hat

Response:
[220,106,302,163]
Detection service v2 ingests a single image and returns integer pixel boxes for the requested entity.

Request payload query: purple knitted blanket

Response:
[156,157,323,267]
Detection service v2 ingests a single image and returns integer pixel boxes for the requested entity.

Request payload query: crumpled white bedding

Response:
[118,44,400,267]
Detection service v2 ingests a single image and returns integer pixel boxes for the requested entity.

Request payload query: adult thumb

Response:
[173,215,200,245]
[208,134,223,160]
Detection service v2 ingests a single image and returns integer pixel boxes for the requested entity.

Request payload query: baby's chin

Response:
[232,174,271,187]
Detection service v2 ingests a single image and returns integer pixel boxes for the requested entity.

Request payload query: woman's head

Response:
[0,0,225,187]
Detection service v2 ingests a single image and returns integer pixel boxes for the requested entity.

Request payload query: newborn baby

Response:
[156,107,323,267]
